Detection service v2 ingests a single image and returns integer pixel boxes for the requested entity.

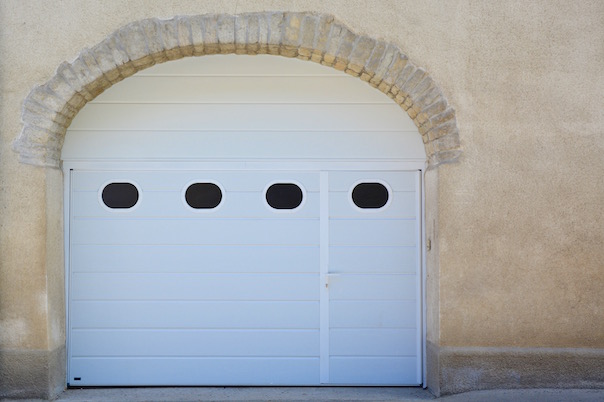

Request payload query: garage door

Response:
[63,55,425,386]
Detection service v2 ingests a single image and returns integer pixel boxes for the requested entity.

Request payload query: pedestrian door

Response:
[67,168,421,386]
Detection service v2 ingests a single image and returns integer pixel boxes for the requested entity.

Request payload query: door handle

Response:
[325,273,340,288]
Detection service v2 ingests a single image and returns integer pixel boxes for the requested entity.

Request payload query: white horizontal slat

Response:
[329,357,418,385]
[68,104,412,132]
[92,76,391,104]
[330,246,417,274]
[329,171,417,192]
[136,54,341,76]
[71,273,319,301]
[328,274,416,301]
[71,244,318,273]
[63,130,424,161]
[72,170,320,192]
[72,191,320,219]
[330,219,416,246]
[71,329,319,357]
[329,300,417,328]
[70,357,320,386]
[329,191,416,219]
[330,328,417,356]
[71,218,319,245]
[71,301,319,329]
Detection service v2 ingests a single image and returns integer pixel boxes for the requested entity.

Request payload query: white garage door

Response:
[63,55,424,386]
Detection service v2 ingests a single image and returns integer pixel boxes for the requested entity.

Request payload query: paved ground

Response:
[4,387,604,401]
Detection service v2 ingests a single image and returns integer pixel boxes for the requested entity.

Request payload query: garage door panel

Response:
[329,191,416,219]
[72,219,319,245]
[328,274,416,301]
[330,300,416,328]
[70,357,320,386]
[330,329,417,356]
[71,245,319,273]
[72,190,320,219]
[71,273,319,301]
[73,171,320,193]
[330,246,416,274]
[70,104,409,132]
[330,219,416,246]
[71,329,319,357]
[329,357,417,385]
[329,171,417,192]
[71,301,319,329]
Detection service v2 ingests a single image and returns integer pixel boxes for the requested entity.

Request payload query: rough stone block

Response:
[44,73,78,106]
[369,44,399,87]
[118,23,155,68]
[234,15,247,54]
[282,12,302,47]
[78,49,112,90]
[89,41,121,83]
[217,14,235,54]
[189,15,205,55]
[426,120,458,142]
[161,19,184,60]
[334,30,357,70]
[365,40,387,77]
[257,13,270,54]
[415,86,444,110]
[432,131,461,152]
[348,36,375,74]
[323,23,350,67]
[201,14,220,55]
[300,14,317,50]
[139,19,166,63]
[175,17,194,57]
[382,53,409,91]
[267,12,285,54]
[244,13,260,53]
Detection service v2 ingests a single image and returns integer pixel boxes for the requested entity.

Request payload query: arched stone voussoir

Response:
[13,11,461,168]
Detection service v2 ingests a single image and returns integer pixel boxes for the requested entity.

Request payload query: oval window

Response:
[352,182,389,209]
[185,183,223,209]
[266,183,303,210]
[102,183,139,209]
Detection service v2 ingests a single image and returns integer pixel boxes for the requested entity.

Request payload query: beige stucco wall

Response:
[1,0,602,397]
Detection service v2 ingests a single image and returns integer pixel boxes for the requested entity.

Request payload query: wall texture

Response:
[1,0,602,398]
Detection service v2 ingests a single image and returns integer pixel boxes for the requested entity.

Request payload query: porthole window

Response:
[265,183,304,210]
[101,182,139,209]
[185,183,223,209]
[351,182,390,209]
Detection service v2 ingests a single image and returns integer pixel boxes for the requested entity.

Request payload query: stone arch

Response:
[13,12,460,168]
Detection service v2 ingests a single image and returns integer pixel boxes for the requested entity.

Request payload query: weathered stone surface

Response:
[245,13,260,53]
[175,16,194,57]
[201,14,219,54]
[189,15,205,55]
[234,15,247,54]
[267,12,285,55]
[348,35,375,74]
[369,44,399,87]
[333,30,356,71]
[161,19,184,60]
[217,14,235,54]
[298,14,318,60]
[322,23,351,67]
[139,19,167,63]
[311,14,334,63]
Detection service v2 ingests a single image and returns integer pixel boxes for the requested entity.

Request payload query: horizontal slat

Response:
[91,76,391,104]
[70,357,320,386]
[330,328,417,356]
[71,244,318,273]
[63,130,424,161]
[329,171,417,191]
[329,191,417,219]
[68,104,413,131]
[330,246,417,274]
[135,54,342,76]
[330,219,416,246]
[71,300,319,329]
[71,273,319,301]
[72,170,320,192]
[72,190,319,219]
[329,357,419,385]
[71,329,319,357]
[71,218,319,245]
[328,274,416,300]
[330,300,417,328]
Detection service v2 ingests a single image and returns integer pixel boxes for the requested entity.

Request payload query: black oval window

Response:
[352,182,389,209]
[102,183,139,209]
[266,183,303,210]
[185,183,223,209]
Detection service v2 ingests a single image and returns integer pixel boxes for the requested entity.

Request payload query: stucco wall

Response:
[1,0,602,398]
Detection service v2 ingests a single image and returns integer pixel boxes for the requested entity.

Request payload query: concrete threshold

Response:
[5,387,604,402]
